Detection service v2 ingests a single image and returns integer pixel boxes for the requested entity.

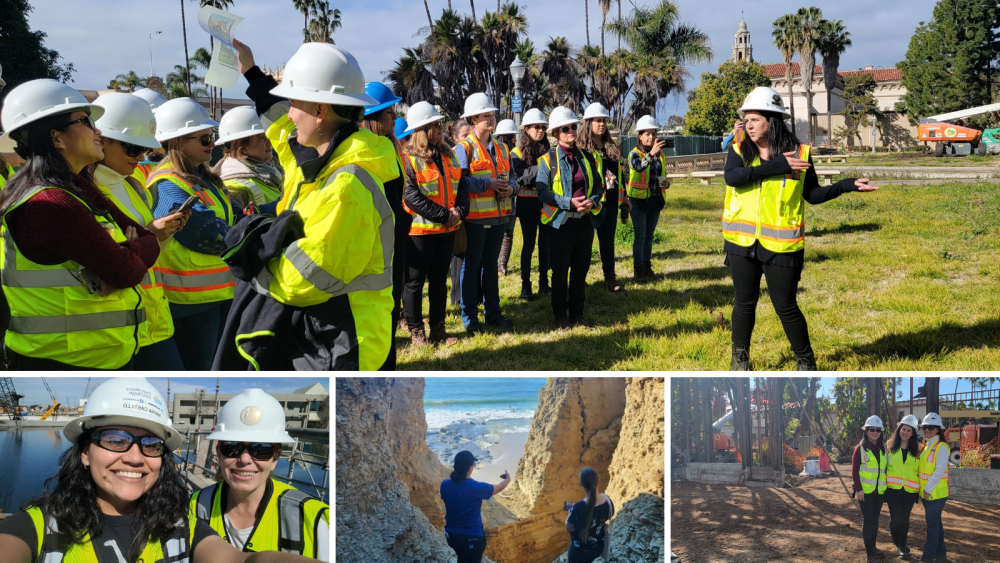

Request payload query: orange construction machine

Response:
[918,102,1000,157]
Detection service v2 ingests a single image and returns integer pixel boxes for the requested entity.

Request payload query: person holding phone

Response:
[440,451,511,563]
[510,108,551,301]
[565,467,614,563]
[627,115,668,282]
[0,79,160,370]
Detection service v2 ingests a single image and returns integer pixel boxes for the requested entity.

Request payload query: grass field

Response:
[396,178,1000,371]
[832,152,1000,167]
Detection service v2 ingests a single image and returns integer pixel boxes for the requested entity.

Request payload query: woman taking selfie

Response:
[565,467,614,563]
[0,377,314,563]
[885,414,921,560]
[723,87,878,371]
[214,106,284,216]
[0,79,159,370]
[440,451,511,563]
[510,108,551,301]
[852,416,888,563]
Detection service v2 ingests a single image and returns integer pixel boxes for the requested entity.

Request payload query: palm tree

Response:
[387,46,436,105]
[597,0,612,54]
[617,0,621,50]
[292,0,315,42]
[470,0,476,20]
[180,0,192,97]
[165,62,207,98]
[818,19,851,145]
[423,0,432,28]
[308,1,342,44]
[584,0,590,46]
[540,36,585,109]
[108,71,147,92]
[796,6,824,145]
[772,14,800,136]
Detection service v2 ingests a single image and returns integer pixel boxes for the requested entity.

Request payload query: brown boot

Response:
[498,231,513,276]
[643,261,658,280]
[604,273,624,293]
[633,260,646,282]
[409,326,428,347]
[428,321,457,345]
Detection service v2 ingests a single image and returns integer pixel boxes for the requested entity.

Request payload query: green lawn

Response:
[396,179,1000,371]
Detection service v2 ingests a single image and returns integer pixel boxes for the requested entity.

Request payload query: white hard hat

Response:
[216,106,266,144]
[1,79,105,141]
[269,42,377,107]
[863,415,884,429]
[921,413,946,429]
[154,97,218,143]
[583,102,610,120]
[405,101,445,132]
[547,106,581,133]
[0,62,5,88]
[207,389,295,444]
[461,92,498,119]
[900,415,920,430]
[634,115,660,132]
[521,108,547,127]
[63,377,182,451]
[496,119,518,136]
[738,86,790,118]
[132,88,170,112]
[94,92,161,150]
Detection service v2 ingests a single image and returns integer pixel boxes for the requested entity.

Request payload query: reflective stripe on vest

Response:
[887,448,921,493]
[858,446,887,495]
[511,147,537,197]
[540,146,601,225]
[461,134,512,220]
[404,153,462,236]
[626,147,667,199]
[254,164,392,298]
[224,177,282,206]
[918,439,950,500]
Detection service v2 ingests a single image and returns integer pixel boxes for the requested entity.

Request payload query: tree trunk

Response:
[617,0,621,50]
[827,89,832,147]
[470,0,476,20]
[305,12,310,42]
[769,378,785,470]
[807,91,814,145]
[702,379,713,463]
[787,77,796,137]
[926,378,939,416]
[601,12,606,55]
[209,36,215,118]
[584,0,590,46]
[424,0,433,28]
[181,0,191,96]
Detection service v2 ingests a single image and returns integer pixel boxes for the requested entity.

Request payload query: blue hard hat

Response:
[394,117,411,140]
[364,82,403,116]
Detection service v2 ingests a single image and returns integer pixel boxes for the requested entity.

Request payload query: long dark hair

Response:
[577,119,621,162]
[738,110,801,167]
[23,430,189,562]
[887,423,920,458]
[858,427,885,454]
[578,467,599,545]
[0,112,101,218]
[516,129,550,166]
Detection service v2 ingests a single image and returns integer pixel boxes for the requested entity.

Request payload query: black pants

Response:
[517,196,550,284]
[4,345,135,371]
[450,254,464,306]
[595,193,619,277]
[403,232,455,329]
[568,539,604,563]
[885,487,918,549]
[380,213,411,370]
[858,491,884,555]
[446,531,486,563]
[550,217,595,319]
[728,253,811,353]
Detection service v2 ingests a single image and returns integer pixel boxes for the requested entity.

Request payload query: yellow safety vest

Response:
[1,187,144,369]
[460,134,513,220]
[918,438,950,500]
[146,163,236,305]
[191,478,329,558]
[538,146,602,225]
[26,506,196,563]
[0,161,14,190]
[132,161,155,187]
[858,444,887,495]
[263,114,395,371]
[626,147,667,200]
[887,447,921,493]
[722,143,811,253]
[403,152,462,236]
[96,173,174,347]
[510,146,537,198]
[223,177,282,207]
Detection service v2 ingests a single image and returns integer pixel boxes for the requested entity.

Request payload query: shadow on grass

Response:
[651,248,723,260]
[669,196,722,211]
[808,222,882,237]
[662,266,731,282]
[829,318,1000,364]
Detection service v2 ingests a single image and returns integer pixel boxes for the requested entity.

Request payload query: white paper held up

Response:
[197,5,245,90]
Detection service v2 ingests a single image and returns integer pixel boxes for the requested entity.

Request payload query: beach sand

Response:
[474,431,528,484]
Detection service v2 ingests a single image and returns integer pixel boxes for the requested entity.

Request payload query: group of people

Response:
[0,376,329,562]
[0,35,877,370]
[440,451,613,563]
[851,413,951,563]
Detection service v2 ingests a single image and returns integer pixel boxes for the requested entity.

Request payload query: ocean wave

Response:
[424,397,538,406]
[426,406,535,430]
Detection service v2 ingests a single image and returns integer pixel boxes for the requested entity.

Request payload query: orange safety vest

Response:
[460,134,512,220]
[403,152,462,236]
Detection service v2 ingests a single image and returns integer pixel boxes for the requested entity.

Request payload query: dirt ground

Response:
[670,464,1000,563]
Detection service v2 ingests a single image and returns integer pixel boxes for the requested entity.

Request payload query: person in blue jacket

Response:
[440,450,511,563]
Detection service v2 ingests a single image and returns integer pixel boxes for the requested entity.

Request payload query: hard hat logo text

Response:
[240,406,263,426]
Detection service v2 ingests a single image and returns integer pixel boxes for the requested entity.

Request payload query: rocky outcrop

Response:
[387,378,450,529]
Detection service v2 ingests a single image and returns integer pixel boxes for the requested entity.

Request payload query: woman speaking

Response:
[440,451,511,563]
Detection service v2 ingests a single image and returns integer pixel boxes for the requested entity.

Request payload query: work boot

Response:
[873,548,885,560]
[555,317,572,331]
[409,327,427,347]
[897,545,910,558]
[498,231,513,276]
[633,259,646,282]
[539,273,551,296]
[866,555,880,563]
[428,321,457,345]
[519,281,537,301]
[643,261,658,280]
[795,347,818,371]
[604,273,624,293]
[731,345,750,371]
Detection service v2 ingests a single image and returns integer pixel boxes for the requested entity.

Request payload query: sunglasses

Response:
[60,115,96,131]
[186,133,215,147]
[218,441,277,461]
[867,428,882,434]
[558,124,578,133]
[119,140,147,159]
[90,428,166,458]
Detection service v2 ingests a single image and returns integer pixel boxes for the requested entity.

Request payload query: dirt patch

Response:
[671,464,1000,563]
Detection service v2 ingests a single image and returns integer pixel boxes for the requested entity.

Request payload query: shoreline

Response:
[474,431,528,484]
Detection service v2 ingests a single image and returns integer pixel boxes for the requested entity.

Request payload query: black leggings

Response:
[858,491,884,555]
[403,233,455,329]
[446,531,486,563]
[568,540,604,563]
[886,487,918,548]
[517,196,550,284]
[728,253,811,353]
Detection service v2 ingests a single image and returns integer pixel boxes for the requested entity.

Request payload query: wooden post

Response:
[703,379,714,463]
[770,378,785,471]
[680,378,690,463]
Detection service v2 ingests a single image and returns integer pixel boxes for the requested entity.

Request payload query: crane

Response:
[0,377,26,420]
[39,378,61,421]
[919,102,1000,157]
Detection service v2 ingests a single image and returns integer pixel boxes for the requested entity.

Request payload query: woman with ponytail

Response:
[440,450,511,563]
[566,467,614,563]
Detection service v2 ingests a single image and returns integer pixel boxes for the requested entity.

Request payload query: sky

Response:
[25,0,938,117]
[6,376,327,407]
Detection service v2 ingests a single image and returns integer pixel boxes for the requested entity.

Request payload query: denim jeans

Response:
[171,300,232,371]
[630,206,661,263]
[134,336,185,371]
[921,497,947,562]
[461,223,506,326]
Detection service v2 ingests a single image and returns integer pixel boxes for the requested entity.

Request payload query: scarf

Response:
[216,156,284,189]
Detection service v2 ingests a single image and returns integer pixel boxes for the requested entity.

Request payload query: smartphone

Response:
[79,268,102,295]
[563,501,573,510]
[176,195,200,214]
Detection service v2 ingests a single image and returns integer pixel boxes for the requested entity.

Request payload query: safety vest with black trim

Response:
[1,187,144,369]
[191,478,329,558]
[403,152,462,236]
[0,161,15,190]
[26,505,196,563]
[721,143,812,253]
[96,173,174,347]
[858,444,887,495]
[886,447,921,493]
[510,147,538,198]
[626,147,667,200]
[918,437,950,500]
[460,134,512,220]
[146,163,236,305]
[538,146,602,225]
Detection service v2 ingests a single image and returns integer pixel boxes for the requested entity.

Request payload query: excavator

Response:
[919,102,1000,156]
[38,378,61,421]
